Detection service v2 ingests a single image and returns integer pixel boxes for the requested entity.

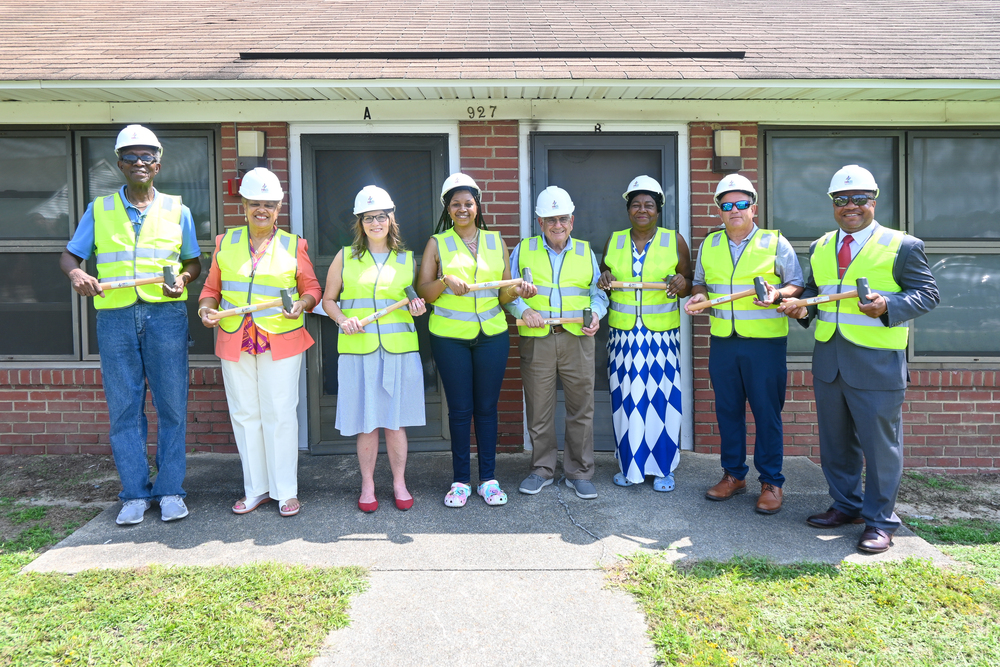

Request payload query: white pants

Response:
[221,351,302,503]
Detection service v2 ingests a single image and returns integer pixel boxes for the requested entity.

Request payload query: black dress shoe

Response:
[806,507,865,528]
[857,526,893,553]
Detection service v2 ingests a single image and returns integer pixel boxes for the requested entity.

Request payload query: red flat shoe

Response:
[358,498,379,513]
[394,495,413,511]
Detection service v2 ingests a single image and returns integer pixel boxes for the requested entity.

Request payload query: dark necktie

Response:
[838,234,854,279]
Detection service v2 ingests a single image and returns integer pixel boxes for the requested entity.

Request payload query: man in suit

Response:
[779,165,939,553]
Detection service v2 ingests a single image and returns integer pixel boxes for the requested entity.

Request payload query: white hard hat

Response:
[714,174,758,206]
[354,185,395,215]
[535,186,575,217]
[115,125,162,155]
[622,175,665,203]
[440,172,481,205]
[238,167,284,201]
[828,165,880,198]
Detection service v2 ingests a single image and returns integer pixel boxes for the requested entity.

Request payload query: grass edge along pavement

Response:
[612,548,1000,667]
[0,504,369,667]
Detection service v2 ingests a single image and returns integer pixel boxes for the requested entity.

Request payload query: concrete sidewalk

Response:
[26,451,952,666]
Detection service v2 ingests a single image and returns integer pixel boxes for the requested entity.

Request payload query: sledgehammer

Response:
[208,288,294,320]
[99,266,175,292]
[516,307,593,328]
[349,286,420,329]
[465,267,533,293]
[781,277,870,309]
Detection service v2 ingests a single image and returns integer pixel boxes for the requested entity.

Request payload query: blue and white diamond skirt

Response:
[608,324,682,484]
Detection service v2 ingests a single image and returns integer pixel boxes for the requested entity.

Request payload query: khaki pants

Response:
[520,331,596,480]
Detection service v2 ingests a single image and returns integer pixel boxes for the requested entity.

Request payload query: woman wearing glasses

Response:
[684,174,803,515]
[417,173,533,508]
[596,175,692,492]
[198,168,321,517]
[323,186,426,513]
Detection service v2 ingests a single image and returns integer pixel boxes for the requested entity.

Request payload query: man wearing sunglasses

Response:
[779,164,938,553]
[685,174,804,515]
[60,124,202,526]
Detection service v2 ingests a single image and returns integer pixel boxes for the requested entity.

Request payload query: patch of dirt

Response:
[0,504,101,544]
[0,454,121,506]
[896,472,1000,522]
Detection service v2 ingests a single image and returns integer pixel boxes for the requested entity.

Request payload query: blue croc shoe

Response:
[613,472,637,487]
[653,473,675,492]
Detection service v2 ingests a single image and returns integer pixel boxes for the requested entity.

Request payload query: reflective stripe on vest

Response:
[429,228,507,339]
[216,227,302,335]
[338,248,418,355]
[92,192,185,309]
[701,228,787,338]
[517,236,593,337]
[812,225,908,350]
[605,228,679,331]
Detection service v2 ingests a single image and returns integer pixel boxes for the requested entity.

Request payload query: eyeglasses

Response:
[719,200,753,212]
[247,201,279,211]
[362,214,389,224]
[541,216,572,226]
[832,194,876,207]
[119,154,158,165]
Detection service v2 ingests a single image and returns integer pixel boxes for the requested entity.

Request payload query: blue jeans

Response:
[97,300,191,501]
[708,335,787,487]
[431,330,509,484]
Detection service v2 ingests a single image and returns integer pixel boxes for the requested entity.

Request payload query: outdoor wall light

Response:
[713,130,742,173]
[237,130,266,171]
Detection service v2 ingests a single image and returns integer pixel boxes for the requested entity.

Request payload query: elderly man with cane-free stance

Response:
[779,165,938,553]
[509,186,609,499]
[60,125,202,525]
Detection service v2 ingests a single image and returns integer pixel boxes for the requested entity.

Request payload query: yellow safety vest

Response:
[605,228,679,331]
[516,236,593,337]
[702,228,787,338]
[812,226,908,350]
[338,249,418,354]
[92,191,185,309]
[216,226,302,335]
[429,228,507,339]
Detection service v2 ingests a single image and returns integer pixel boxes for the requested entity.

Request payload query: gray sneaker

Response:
[519,473,554,495]
[116,499,151,525]
[566,478,598,499]
[159,495,189,522]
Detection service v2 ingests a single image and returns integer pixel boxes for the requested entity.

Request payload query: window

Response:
[0,127,219,362]
[764,129,1000,362]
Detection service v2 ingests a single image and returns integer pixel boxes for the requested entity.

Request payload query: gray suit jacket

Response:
[797,222,940,391]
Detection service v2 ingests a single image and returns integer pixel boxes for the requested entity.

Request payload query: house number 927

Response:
[467,106,497,119]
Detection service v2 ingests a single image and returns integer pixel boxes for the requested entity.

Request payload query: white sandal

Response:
[444,482,472,508]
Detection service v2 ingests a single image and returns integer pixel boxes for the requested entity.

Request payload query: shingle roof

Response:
[1,0,999,101]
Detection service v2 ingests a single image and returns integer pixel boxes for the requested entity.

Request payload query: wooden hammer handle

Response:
[211,297,284,320]
[515,316,585,326]
[355,298,410,328]
[609,281,670,290]
[783,290,859,309]
[686,287,757,312]
[100,276,165,291]
[466,278,523,292]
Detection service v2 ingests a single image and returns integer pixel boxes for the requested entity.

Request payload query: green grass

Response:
[6,505,47,524]
[615,553,1000,666]
[904,471,971,492]
[0,498,369,666]
[906,518,1000,546]
[0,555,367,667]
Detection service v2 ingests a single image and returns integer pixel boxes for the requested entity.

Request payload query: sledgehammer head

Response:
[583,307,592,327]
[856,277,872,305]
[753,276,767,301]
[163,266,176,286]
[280,288,294,312]
[404,285,418,302]
[522,267,533,285]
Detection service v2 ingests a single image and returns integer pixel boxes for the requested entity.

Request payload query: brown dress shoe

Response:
[755,483,783,514]
[857,526,893,553]
[806,507,865,528]
[705,472,746,501]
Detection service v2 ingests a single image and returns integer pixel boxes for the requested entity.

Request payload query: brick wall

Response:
[221,123,291,231]
[459,120,525,450]
[687,122,1000,473]
[0,369,236,455]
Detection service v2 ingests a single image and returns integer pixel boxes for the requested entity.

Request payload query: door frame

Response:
[518,121,694,451]
[289,121,461,451]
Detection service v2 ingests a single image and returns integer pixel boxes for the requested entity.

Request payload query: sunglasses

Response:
[720,200,753,212]
[832,194,875,207]
[362,214,389,224]
[119,154,158,165]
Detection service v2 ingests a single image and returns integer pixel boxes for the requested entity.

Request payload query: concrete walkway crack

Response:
[555,475,609,565]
